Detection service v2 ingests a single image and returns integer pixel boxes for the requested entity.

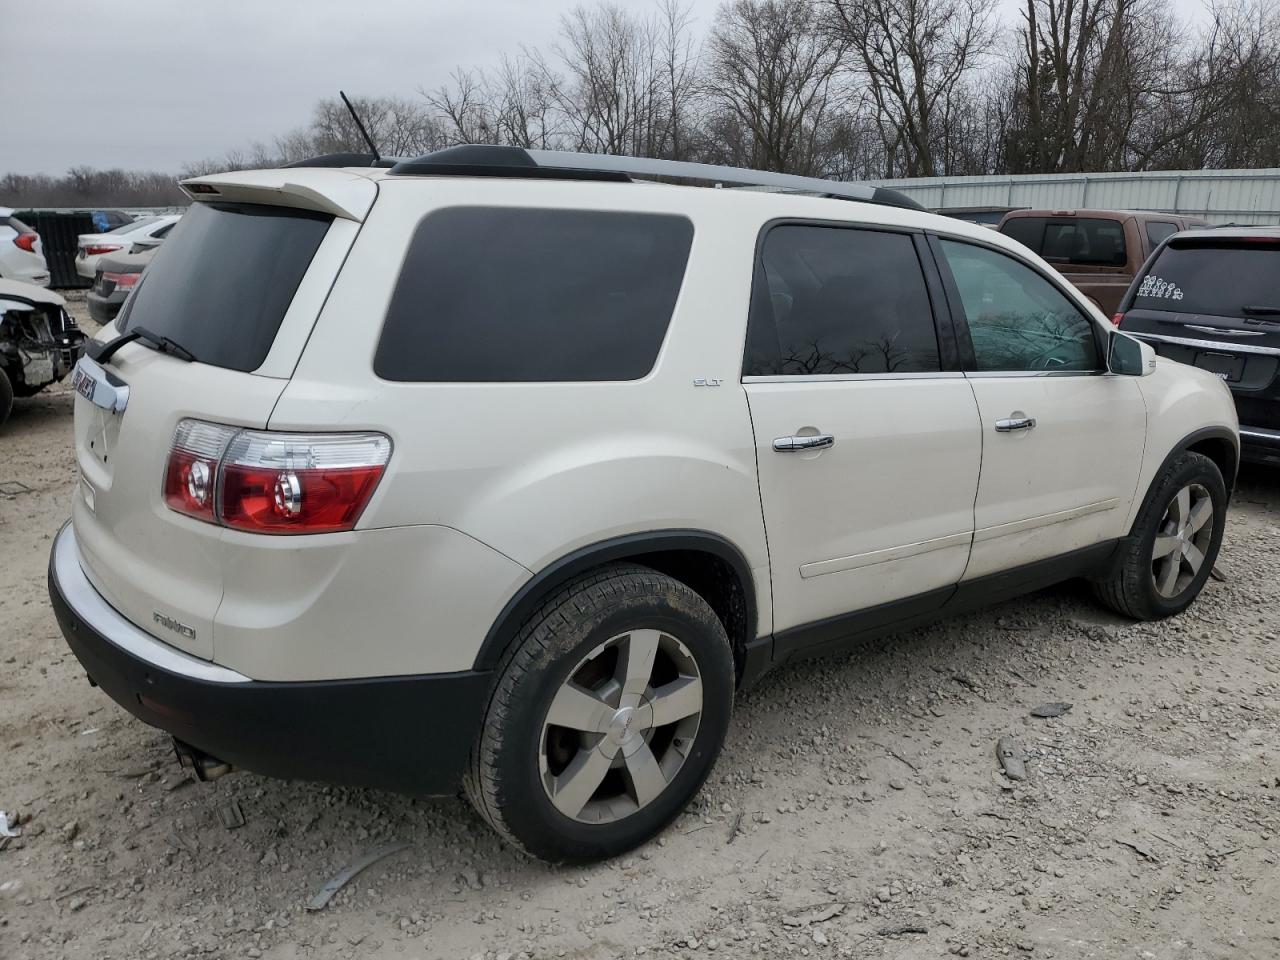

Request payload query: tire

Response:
[1093,451,1226,620]
[0,368,13,428]
[464,563,734,862]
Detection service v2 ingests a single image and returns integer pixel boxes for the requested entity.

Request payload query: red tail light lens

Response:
[102,271,140,289]
[1111,312,1124,327]
[163,421,237,522]
[84,244,123,256]
[13,234,37,252]
[162,420,391,534]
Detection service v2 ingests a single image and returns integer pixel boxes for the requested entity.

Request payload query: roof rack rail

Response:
[283,152,401,169]
[388,145,925,212]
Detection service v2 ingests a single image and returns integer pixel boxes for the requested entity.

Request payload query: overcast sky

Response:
[2,0,1210,176]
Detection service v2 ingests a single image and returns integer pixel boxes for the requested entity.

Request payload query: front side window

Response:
[940,239,1100,373]
[743,225,940,376]
[375,208,693,382]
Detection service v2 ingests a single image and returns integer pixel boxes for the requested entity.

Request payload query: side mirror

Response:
[1108,331,1156,377]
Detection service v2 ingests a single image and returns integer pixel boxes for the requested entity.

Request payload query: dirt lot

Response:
[1,294,1277,959]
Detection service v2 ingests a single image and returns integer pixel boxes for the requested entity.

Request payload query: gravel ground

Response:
[1,293,1277,959]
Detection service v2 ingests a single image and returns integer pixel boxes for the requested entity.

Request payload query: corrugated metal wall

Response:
[873,169,1280,224]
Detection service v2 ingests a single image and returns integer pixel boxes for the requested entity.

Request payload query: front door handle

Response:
[773,434,835,452]
[995,416,1037,432]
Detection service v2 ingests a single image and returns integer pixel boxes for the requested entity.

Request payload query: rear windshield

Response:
[1000,217,1127,266]
[1133,241,1280,317]
[374,207,693,382]
[118,202,331,372]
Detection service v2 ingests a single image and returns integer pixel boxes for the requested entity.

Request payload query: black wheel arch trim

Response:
[1149,425,1239,503]
[473,529,760,674]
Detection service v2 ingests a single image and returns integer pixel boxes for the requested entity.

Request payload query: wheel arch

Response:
[474,530,760,683]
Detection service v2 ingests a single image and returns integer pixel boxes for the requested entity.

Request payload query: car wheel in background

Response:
[0,368,13,426]
[1093,451,1227,620]
[464,564,734,862]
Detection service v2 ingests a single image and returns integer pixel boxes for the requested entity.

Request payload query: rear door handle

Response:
[995,416,1036,432]
[773,434,835,452]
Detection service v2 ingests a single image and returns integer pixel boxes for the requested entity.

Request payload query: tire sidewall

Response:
[1132,454,1227,617]
[490,578,734,862]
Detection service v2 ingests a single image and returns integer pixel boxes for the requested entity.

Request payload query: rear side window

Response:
[743,225,940,376]
[118,202,331,372]
[375,208,693,382]
[1146,221,1178,246]
[1134,241,1280,317]
[1000,217,1127,267]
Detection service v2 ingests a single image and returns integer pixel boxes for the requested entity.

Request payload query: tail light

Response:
[102,271,140,290]
[13,234,37,252]
[163,419,391,534]
[84,244,123,256]
[1111,312,1124,327]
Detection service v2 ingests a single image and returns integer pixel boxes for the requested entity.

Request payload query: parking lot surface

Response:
[1,297,1277,959]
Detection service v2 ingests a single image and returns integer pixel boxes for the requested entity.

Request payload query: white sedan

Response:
[75,214,180,280]
[0,208,50,287]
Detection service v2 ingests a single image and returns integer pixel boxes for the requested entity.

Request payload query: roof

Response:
[0,278,65,307]
[1170,225,1280,242]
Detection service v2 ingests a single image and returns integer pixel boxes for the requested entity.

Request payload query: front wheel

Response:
[464,564,734,862]
[1094,451,1227,620]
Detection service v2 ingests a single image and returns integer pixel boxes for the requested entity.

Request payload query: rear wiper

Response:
[132,325,197,362]
[1242,305,1280,316]
[87,325,197,365]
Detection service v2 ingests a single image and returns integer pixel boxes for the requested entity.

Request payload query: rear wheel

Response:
[1094,451,1226,619]
[464,564,734,862]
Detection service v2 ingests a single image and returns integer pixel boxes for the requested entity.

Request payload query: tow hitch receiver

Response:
[172,738,234,781]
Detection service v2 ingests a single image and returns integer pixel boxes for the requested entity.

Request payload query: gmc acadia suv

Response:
[48,146,1239,862]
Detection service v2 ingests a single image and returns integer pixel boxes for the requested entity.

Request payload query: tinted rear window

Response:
[1133,241,1280,317]
[1000,217,1127,266]
[118,202,331,372]
[375,208,693,382]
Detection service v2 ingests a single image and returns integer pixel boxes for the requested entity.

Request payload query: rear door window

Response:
[375,208,693,382]
[743,225,940,376]
[118,202,331,372]
[1133,241,1280,318]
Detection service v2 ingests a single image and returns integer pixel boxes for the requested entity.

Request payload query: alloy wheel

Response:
[539,629,703,824]
[1151,482,1214,599]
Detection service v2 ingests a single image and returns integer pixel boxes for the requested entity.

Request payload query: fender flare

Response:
[472,529,758,672]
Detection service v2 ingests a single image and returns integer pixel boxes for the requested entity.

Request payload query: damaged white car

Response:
[0,279,86,425]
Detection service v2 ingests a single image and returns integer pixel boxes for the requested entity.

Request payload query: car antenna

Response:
[339,90,381,165]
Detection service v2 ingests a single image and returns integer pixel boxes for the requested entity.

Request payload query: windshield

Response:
[117,201,331,372]
[1134,241,1280,317]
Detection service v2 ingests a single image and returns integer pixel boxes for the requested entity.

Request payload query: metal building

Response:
[873,168,1280,225]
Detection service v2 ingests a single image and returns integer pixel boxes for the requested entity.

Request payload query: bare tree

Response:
[705,0,848,174]
[826,0,998,178]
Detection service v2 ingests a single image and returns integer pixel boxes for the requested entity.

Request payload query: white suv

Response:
[49,147,1238,862]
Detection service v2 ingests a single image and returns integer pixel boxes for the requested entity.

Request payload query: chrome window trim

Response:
[52,524,251,684]
[743,371,963,383]
[964,369,1107,379]
[1129,331,1280,357]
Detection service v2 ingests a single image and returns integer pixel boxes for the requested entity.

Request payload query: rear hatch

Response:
[71,186,366,659]
[1119,236,1280,428]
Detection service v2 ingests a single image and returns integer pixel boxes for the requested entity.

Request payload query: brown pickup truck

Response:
[997,209,1211,315]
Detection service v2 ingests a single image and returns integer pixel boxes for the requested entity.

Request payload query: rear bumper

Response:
[86,289,125,324]
[48,523,490,796]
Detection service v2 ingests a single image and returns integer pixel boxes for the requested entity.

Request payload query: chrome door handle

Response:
[995,416,1037,432]
[773,434,835,452]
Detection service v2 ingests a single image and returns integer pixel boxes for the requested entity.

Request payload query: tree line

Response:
[8,0,1280,207]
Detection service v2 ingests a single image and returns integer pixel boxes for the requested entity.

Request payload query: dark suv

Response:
[1116,226,1280,464]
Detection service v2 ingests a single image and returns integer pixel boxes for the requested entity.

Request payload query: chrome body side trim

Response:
[799,531,971,579]
[972,498,1120,544]
[52,524,250,684]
